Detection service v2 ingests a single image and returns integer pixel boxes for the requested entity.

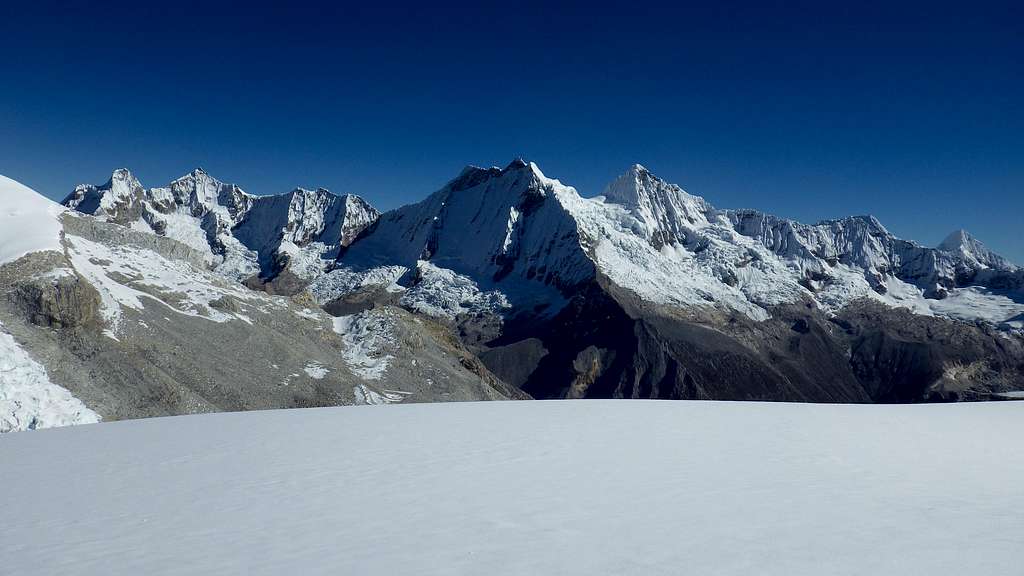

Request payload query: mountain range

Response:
[2,160,1023,431]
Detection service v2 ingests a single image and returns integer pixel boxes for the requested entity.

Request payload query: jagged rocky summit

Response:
[63,168,379,290]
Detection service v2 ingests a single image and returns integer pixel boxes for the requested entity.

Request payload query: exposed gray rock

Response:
[0,217,523,427]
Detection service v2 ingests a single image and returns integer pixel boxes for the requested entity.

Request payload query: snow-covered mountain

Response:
[64,168,379,286]
[4,159,1024,429]
[333,160,595,309]
[1,174,519,432]
[322,160,1023,401]
[324,161,1022,328]
[63,161,1022,331]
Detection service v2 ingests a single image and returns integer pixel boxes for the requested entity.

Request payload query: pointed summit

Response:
[172,167,217,185]
[62,167,144,217]
[938,229,1015,269]
[938,229,974,252]
[504,158,529,171]
[602,163,698,208]
[110,167,136,181]
[601,164,712,248]
[106,168,144,196]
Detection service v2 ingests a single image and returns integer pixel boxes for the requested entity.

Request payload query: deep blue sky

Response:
[2,1,1021,261]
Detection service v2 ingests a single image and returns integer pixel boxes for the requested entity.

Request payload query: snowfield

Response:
[2,400,1021,575]
[0,174,65,265]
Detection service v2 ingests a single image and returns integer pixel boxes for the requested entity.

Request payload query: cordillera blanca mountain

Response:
[2,160,1023,431]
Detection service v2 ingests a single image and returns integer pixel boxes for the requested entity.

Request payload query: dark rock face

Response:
[479,278,1024,403]
[13,273,101,329]
[0,250,101,330]
[836,302,1024,402]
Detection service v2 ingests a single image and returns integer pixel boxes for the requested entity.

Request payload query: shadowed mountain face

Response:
[3,159,1021,431]
[325,160,1024,403]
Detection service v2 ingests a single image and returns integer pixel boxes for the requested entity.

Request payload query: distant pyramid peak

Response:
[939,229,973,251]
[603,163,696,210]
[505,158,529,170]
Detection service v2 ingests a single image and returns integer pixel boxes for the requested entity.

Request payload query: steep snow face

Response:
[340,160,595,309]
[581,164,1023,325]
[601,164,714,248]
[0,321,99,433]
[938,229,1012,268]
[567,166,808,319]
[63,169,379,282]
[234,189,378,259]
[0,175,65,265]
[936,229,1022,288]
[3,401,1022,574]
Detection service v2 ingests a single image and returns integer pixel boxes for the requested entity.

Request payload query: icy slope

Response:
[0,320,99,432]
[336,160,801,320]
[0,174,65,265]
[593,164,1024,323]
[339,160,594,310]
[2,401,1021,575]
[63,169,379,282]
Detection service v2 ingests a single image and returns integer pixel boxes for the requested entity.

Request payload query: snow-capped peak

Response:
[62,168,145,219]
[938,229,1016,270]
[337,159,595,304]
[939,229,972,250]
[64,170,380,283]
[601,164,713,249]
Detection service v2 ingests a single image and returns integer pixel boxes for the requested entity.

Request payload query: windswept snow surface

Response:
[0,322,99,433]
[1,401,1021,575]
[0,174,65,265]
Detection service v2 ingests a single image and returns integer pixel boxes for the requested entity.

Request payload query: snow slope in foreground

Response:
[2,401,1022,575]
[0,174,65,265]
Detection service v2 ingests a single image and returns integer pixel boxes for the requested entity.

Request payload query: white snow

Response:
[0,174,65,265]
[352,383,406,405]
[64,234,262,336]
[303,362,328,380]
[1,400,1021,575]
[877,280,1024,326]
[294,307,324,322]
[308,265,408,304]
[816,268,1024,328]
[331,309,396,380]
[399,260,512,320]
[0,321,99,433]
[64,169,380,283]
